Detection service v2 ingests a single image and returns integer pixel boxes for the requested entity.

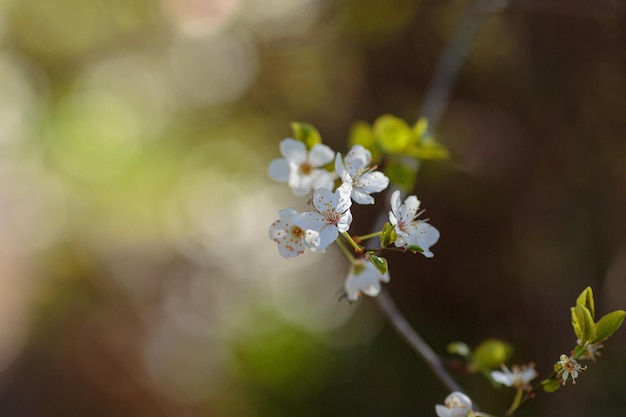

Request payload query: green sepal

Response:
[380,222,397,248]
[471,339,513,372]
[576,287,595,319]
[541,378,561,393]
[571,305,596,343]
[592,310,625,344]
[407,244,424,254]
[369,255,388,275]
[291,122,321,149]
[373,114,412,153]
[447,341,471,358]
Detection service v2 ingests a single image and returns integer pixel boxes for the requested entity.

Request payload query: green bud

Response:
[541,378,561,393]
[447,341,471,358]
[373,114,412,153]
[380,222,397,247]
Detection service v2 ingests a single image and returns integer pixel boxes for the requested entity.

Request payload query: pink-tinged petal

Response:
[268,158,289,182]
[316,226,339,251]
[356,171,389,194]
[336,209,352,233]
[279,138,307,163]
[293,211,326,231]
[308,143,335,166]
[310,170,335,192]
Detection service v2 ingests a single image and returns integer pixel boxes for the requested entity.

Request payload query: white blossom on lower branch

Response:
[292,183,353,252]
[389,190,440,257]
[491,363,538,390]
[344,259,390,301]
[435,391,473,417]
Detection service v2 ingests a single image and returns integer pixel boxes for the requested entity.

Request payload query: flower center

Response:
[290,225,304,238]
[299,162,313,175]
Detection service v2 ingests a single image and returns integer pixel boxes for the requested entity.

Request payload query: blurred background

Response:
[0,0,624,415]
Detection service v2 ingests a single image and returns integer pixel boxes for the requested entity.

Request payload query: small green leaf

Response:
[541,378,561,393]
[380,222,397,248]
[369,255,388,275]
[373,115,412,153]
[406,141,450,160]
[412,117,429,140]
[576,287,595,319]
[291,122,321,149]
[471,339,513,372]
[407,244,424,254]
[447,341,471,358]
[592,310,626,344]
[571,305,596,343]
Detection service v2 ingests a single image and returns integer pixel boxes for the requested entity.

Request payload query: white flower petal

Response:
[399,195,420,220]
[308,143,335,166]
[293,211,326,231]
[491,370,514,387]
[336,209,353,233]
[344,145,370,175]
[357,171,389,194]
[279,138,306,163]
[288,171,314,197]
[390,190,402,219]
[351,188,375,205]
[268,158,289,182]
[435,405,451,417]
[334,153,346,178]
[309,169,335,192]
[316,226,339,251]
[312,187,337,213]
[335,183,353,212]
[406,223,440,257]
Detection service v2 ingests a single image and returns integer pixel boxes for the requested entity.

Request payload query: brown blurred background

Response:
[0,0,624,415]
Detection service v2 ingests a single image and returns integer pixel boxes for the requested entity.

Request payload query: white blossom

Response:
[435,391,473,417]
[558,354,586,385]
[491,363,538,390]
[292,183,353,252]
[344,259,390,301]
[268,138,335,196]
[389,190,440,257]
[269,208,320,258]
[335,145,389,204]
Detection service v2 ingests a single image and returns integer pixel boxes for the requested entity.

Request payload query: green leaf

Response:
[380,222,397,248]
[571,305,596,343]
[406,141,450,160]
[373,115,412,153]
[407,244,424,254]
[541,378,561,393]
[576,287,595,319]
[592,310,626,344]
[471,339,513,372]
[291,122,321,149]
[369,255,388,275]
[412,117,429,140]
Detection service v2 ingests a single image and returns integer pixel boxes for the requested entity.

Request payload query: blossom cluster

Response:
[268,137,440,300]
